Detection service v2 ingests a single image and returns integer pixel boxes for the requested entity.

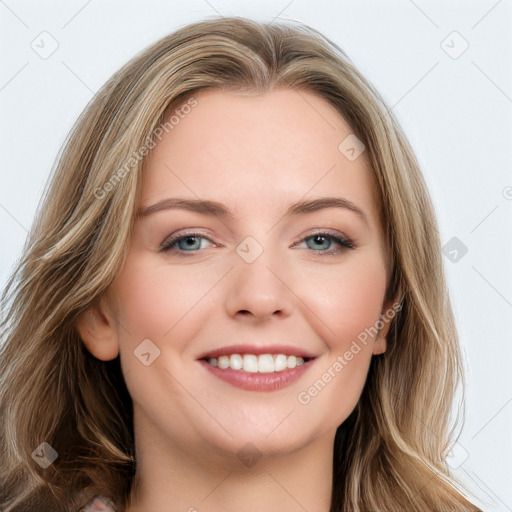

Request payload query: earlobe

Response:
[372,329,387,355]
[372,296,400,356]
[75,300,119,361]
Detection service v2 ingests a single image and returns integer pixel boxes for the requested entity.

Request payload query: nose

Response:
[224,250,294,322]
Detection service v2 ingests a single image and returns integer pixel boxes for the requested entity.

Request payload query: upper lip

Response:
[197,344,318,360]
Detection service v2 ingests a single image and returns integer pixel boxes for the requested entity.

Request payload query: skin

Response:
[76,88,395,512]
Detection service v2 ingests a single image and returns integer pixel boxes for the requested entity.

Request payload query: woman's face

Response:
[99,88,392,462]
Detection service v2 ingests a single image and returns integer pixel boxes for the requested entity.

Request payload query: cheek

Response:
[110,252,218,343]
[292,255,387,424]
[108,253,220,411]
[299,254,388,349]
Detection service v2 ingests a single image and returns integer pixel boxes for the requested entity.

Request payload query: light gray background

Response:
[1,1,511,509]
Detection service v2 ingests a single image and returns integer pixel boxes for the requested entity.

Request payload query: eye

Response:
[160,230,354,256]
[160,231,216,253]
[292,231,355,256]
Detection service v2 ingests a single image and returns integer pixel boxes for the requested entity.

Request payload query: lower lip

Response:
[199,359,315,392]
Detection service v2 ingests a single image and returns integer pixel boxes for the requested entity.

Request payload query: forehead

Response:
[141,87,379,224]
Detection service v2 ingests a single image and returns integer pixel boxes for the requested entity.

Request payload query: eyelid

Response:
[160,228,355,253]
[159,229,217,251]
[291,228,355,250]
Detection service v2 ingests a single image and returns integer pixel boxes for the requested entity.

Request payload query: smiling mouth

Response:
[202,353,314,373]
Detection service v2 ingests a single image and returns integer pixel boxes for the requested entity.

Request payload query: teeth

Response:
[243,354,258,373]
[205,353,307,373]
[218,355,230,369]
[274,354,287,372]
[258,354,274,373]
[230,354,243,370]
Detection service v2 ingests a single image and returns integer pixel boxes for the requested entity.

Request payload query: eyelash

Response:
[160,230,355,256]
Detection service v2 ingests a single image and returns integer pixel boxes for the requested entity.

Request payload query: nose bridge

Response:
[225,235,294,319]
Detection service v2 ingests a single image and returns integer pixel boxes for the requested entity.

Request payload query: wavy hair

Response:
[0,16,479,511]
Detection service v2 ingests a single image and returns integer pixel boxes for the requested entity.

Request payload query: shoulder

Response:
[78,494,120,512]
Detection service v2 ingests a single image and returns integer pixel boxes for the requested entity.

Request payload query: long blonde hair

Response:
[0,17,479,511]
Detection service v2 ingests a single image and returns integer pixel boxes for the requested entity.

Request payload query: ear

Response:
[372,296,400,356]
[75,299,119,361]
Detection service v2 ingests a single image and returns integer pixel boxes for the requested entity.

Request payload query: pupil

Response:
[180,236,200,250]
[311,235,330,250]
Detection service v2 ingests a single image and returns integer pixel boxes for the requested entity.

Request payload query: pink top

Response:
[79,494,119,512]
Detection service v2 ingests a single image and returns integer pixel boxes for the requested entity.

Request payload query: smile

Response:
[199,354,316,392]
[205,353,308,373]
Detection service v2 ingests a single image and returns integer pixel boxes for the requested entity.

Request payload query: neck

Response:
[125,412,335,512]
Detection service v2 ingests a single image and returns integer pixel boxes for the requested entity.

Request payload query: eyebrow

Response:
[138,196,368,225]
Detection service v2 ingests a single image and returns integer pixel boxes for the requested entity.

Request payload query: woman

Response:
[0,16,480,511]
